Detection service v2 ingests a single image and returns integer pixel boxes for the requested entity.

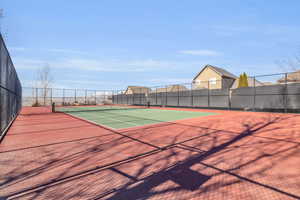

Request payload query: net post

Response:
[51,102,55,113]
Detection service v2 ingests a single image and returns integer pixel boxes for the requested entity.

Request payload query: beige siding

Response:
[194,67,222,89]
[124,87,151,94]
[125,88,133,94]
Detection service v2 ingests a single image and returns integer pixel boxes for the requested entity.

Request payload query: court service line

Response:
[73,111,143,128]
[59,112,161,150]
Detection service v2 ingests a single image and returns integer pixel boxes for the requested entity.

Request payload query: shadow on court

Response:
[0,107,300,199]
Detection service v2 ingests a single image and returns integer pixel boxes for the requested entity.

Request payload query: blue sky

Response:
[2,0,300,90]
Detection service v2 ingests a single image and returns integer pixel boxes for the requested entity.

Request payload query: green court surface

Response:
[57,106,217,129]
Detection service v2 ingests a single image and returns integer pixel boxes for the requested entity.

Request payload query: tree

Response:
[243,72,249,87]
[238,74,243,88]
[276,51,300,72]
[238,72,249,88]
[35,64,53,106]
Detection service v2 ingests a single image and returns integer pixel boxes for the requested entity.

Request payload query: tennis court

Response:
[1,106,300,200]
[56,105,217,129]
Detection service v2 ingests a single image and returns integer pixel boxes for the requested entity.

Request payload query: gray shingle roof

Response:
[193,64,237,80]
[209,65,237,79]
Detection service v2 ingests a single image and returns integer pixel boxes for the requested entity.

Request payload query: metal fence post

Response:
[85,89,87,104]
[208,81,210,107]
[36,88,38,104]
[165,86,168,107]
[177,85,180,106]
[63,88,65,105]
[31,87,34,106]
[117,90,119,104]
[50,88,53,105]
[191,82,193,107]
[284,73,288,113]
[155,88,157,105]
[140,88,142,105]
[228,88,231,110]
[94,90,97,105]
[75,89,77,102]
[253,76,256,111]
[43,88,46,106]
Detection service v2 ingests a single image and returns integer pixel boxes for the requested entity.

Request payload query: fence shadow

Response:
[1,112,300,199]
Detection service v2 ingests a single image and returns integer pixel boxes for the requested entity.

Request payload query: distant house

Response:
[124,86,151,94]
[154,84,188,93]
[277,71,300,83]
[192,65,237,89]
[260,82,274,86]
[231,77,263,89]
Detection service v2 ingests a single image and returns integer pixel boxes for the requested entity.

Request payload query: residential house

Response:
[192,65,237,89]
[154,84,188,93]
[277,71,300,83]
[124,86,151,94]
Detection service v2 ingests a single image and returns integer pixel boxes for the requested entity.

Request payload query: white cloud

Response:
[179,50,220,56]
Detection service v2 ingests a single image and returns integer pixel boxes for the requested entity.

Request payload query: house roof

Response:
[193,64,237,80]
[154,84,188,93]
[125,86,151,93]
[277,71,300,83]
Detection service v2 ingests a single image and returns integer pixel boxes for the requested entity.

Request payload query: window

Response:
[209,77,217,85]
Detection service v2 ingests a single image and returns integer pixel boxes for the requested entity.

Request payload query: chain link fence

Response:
[112,73,300,112]
[22,87,114,107]
[22,72,300,113]
[0,34,22,141]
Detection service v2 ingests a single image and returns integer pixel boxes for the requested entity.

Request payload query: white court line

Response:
[72,111,142,128]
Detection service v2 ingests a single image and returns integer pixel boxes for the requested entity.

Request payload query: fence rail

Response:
[22,87,114,106]
[0,34,22,141]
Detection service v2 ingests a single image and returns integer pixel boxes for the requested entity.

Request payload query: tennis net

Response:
[54,104,150,113]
